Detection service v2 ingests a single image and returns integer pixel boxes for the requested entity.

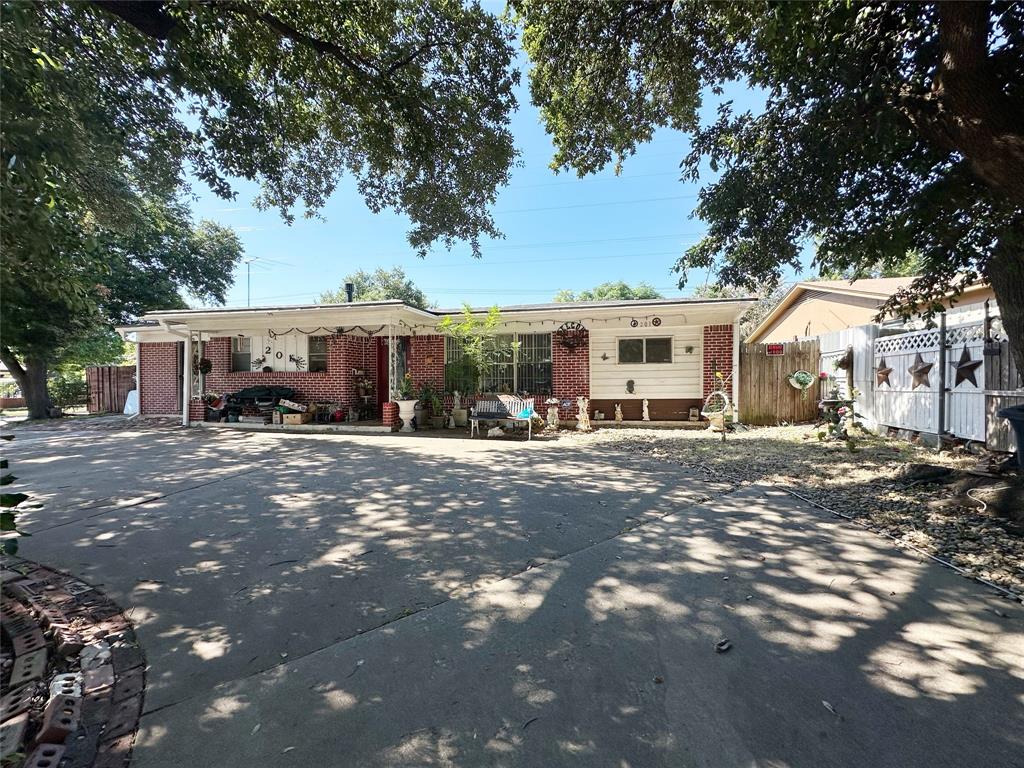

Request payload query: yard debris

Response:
[282,746,296,754]
[822,700,840,717]
[250,723,261,736]
[714,638,732,653]
[653,676,664,684]
[522,717,539,730]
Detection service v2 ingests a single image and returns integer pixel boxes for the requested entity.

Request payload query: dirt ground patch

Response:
[575,425,1024,596]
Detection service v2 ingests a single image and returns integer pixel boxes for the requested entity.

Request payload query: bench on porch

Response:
[469,396,536,440]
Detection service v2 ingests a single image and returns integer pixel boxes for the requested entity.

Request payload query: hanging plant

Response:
[788,370,815,400]
[194,357,213,375]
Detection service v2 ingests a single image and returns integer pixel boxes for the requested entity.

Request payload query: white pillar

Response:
[732,320,740,419]
[182,333,192,427]
[134,336,141,415]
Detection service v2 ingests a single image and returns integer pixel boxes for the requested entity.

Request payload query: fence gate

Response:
[739,339,821,425]
[86,365,136,414]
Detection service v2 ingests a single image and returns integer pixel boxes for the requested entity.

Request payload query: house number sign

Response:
[630,317,662,328]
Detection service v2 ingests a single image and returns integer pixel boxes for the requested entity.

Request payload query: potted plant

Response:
[395,373,418,433]
[787,370,816,400]
[437,304,519,397]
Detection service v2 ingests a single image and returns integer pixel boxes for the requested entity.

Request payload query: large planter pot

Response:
[413,403,426,429]
[451,407,468,427]
[998,404,1024,468]
[396,399,418,433]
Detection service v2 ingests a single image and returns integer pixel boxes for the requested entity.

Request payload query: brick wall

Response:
[552,329,589,419]
[192,334,378,419]
[407,335,445,389]
[139,342,181,416]
[702,324,734,399]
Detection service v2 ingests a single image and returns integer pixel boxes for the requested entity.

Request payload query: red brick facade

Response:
[407,335,445,389]
[702,324,735,399]
[551,329,589,419]
[143,324,734,424]
[139,342,181,416]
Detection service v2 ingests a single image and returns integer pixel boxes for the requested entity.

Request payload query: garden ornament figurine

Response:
[576,396,592,431]
[452,390,461,410]
[614,403,623,423]
[642,399,650,421]
[545,397,560,429]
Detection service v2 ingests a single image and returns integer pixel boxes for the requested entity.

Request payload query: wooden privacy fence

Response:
[86,365,135,414]
[739,339,821,425]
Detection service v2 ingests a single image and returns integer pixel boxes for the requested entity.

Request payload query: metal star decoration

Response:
[875,357,894,387]
[908,353,933,390]
[952,345,983,387]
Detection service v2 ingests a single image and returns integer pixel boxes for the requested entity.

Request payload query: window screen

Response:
[645,338,672,363]
[618,338,644,363]
[308,336,328,372]
[231,337,251,372]
[618,337,672,364]
[517,333,552,395]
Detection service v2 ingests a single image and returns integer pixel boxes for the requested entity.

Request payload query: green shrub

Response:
[49,375,88,407]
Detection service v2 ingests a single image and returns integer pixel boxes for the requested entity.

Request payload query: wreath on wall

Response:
[555,321,586,351]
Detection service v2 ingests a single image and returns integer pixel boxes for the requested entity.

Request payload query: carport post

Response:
[182,332,192,427]
[732,321,740,418]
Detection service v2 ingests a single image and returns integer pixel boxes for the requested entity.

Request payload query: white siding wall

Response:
[589,326,702,399]
[245,335,311,372]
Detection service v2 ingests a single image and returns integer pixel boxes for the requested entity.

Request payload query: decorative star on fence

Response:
[875,357,894,387]
[908,352,933,390]
[952,345,983,387]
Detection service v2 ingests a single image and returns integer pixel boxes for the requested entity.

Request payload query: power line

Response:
[495,193,697,215]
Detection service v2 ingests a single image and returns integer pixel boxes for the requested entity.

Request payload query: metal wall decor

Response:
[555,320,586,350]
[629,316,662,328]
[952,345,983,387]
[875,357,893,387]
[908,352,934,389]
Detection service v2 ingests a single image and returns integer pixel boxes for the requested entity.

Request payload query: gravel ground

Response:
[572,424,1024,598]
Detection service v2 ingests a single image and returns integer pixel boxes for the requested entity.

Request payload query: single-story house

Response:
[119,297,754,427]
[747,277,997,343]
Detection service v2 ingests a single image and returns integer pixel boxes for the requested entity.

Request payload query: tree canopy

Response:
[554,281,664,303]
[1,0,517,417]
[515,1,1024,368]
[320,267,429,308]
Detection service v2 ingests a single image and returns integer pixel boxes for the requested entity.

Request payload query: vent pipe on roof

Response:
[344,282,355,302]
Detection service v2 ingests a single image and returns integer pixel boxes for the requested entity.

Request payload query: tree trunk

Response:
[0,347,52,419]
[985,244,1024,378]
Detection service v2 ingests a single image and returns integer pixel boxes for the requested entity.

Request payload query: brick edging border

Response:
[1,557,146,768]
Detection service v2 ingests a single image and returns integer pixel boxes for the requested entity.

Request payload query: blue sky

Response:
[188,48,813,310]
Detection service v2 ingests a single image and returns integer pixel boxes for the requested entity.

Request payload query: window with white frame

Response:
[231,337,251,372]
[444,332,552,394]
[308,336,328,372]
[618,337,672,364]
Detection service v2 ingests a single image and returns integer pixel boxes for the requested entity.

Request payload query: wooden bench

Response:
[469,396,536,440]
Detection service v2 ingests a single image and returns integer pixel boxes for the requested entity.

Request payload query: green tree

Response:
[515,1,1024,371]
[320,267,429,308]
[554,281,663,302]
[2,0,516,417]
[691,283,788,339]
[0,198,242,418]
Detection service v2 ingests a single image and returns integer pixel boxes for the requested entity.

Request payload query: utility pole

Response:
[242,258,256,307]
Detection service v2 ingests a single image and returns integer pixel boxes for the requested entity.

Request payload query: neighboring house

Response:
[746,278,997,343]
[119,297,753,425]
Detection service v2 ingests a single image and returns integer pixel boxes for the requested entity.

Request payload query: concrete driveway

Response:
[6,423,1023,767]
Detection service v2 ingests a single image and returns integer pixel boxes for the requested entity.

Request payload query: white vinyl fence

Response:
[813,311,1020,451]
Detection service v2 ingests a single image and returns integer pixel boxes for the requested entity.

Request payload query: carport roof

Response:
[125,296,755,338]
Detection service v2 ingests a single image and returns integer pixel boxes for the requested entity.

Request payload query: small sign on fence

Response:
[765,343,785,357]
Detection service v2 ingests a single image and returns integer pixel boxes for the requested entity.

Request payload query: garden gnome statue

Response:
[452,390,462,410]
[614,403,623,423]
[576,396,592,431]
[642,398,650,421]
[545,397,559,429]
